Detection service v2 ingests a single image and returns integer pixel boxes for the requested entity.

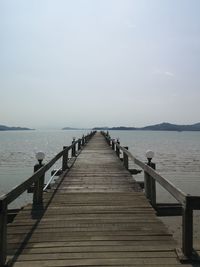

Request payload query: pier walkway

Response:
[6,133,191,266]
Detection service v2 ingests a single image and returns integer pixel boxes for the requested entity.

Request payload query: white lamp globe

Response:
[36,151,45,162]
[146,150,155,159]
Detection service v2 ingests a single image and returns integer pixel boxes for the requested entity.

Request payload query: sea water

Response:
[0,130,200,208]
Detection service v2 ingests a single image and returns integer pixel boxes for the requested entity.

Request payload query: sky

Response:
[0,0,200,129]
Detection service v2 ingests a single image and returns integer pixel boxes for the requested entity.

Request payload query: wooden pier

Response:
[0,132,198,266]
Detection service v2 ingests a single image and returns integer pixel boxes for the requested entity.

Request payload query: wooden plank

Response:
[8,244,177,255]
[7,239,176,249]
[15,251,177,261]
[11,258,189,266]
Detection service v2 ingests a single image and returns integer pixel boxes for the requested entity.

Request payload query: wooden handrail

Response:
[102,131,200,261]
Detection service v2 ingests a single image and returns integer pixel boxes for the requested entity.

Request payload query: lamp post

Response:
[33,151,45,205]
[144,150,156,207]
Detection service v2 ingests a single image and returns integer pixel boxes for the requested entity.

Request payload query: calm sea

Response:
[0,130,200,208]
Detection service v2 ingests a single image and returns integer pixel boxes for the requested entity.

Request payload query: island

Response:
[93,122,200,131]
[0,125,33,131]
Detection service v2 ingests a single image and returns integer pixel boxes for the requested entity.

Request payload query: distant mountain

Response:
[141,122,200,131]
[0,125,33,131]
[93,122,200,131]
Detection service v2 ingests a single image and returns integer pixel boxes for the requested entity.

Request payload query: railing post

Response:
[106,131,110,143]
[144,161,156,208]
[33,163,45,205]
[149,162,156,208]
[85,135,88,143]
[144,171,151,200]
[116,139,120,157]
[111,139,115,150]
[107,138,110,145]
[182,198,193,258]
[62,146,69,172]
[116,146,119,157]
[72,138,76,157]
[0,199,7,267]
[123,146,129,169]
[78,139,81,150]
[82,135,85,146]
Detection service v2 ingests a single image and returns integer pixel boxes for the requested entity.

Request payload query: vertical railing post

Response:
[111,139,115,150]
[72,138,76,157]
[123,146,129,170]
[182,198,193,258]
[149,162,156,208]
[82,135,85,146]
[107,138,110,145]
[116,146,119,157]
[0,198,7,267]
[144,162,156,207]
[144,151,156,209]
[62,146,69,172]
[33,163,45,205]
[105,131,110,145]
[78,139,81,150]
[116,139,120,157]
[144,170,151,200]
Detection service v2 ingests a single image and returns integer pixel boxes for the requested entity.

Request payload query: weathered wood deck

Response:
[7,133,191,266]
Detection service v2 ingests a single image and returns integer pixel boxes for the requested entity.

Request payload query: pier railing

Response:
[102,131,200,261]
[0,131,96,266]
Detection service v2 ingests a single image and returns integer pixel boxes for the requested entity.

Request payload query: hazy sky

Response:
[1,0,200,129]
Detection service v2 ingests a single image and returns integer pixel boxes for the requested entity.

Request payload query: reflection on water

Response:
[0,130,200,207]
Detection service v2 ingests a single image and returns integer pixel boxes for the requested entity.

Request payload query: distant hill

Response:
[93,122,200,131]
[141,122,200,131]
[140,122,199,131]
[0,125,33,131]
